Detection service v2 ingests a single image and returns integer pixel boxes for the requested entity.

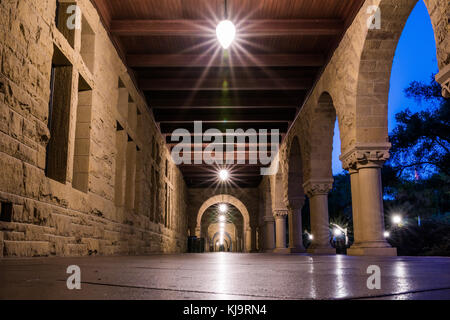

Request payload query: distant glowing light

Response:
[333,229,342,237]
[216,20,236,49]
[219,169,229,182]
[309,234,314,240]
[219,203,228,213]
[384,231,390,238]
[392,215,403,225]
[219,215,226,223]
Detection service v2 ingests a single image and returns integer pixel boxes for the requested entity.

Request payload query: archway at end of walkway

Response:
[211,231,233,252]
[196,194,252,252]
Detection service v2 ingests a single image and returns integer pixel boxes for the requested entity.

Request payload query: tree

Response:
[388,76,450,177]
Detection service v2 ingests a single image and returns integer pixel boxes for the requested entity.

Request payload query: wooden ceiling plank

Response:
[140,78,312,91]
[128,54,325,67]
[110,19,344,37]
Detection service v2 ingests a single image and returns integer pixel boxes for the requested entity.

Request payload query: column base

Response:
[289,247,306,254]
[347,246,397,256]
[307,247,336,255]
[264,249,274,253]
[273,248,290,254]
[348,241,397,256]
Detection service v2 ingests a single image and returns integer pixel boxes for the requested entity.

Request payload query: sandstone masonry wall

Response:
[0,0,188,257]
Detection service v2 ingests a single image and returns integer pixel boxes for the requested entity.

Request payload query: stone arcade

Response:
[0,0,448,260]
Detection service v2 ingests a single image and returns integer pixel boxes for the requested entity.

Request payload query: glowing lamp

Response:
[216,20,236,49]
[219,169,229,182]
[392,215,402,225]
[219,204,228,213]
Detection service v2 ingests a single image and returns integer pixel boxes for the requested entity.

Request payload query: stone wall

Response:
[0,0,188,257]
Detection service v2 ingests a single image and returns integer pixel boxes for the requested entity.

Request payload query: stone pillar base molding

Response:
[307,247,336,255]
[348,240,397,256]
[347,247,397,256]
[289,247,306,254]
[273,248,290,254]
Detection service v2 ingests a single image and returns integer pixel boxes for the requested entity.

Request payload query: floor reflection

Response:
[393,261,413,296]
[334,255,349,299]
[215,252,229,299]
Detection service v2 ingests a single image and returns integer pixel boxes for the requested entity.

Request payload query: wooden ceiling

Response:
[91,0,364,188]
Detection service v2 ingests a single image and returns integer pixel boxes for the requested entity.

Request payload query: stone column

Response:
[195,226,201,238]
[304,180,335,255]
[205,237,210,252]
[263,216,275,252]
[273,209,289,254]
[288,199,306,253]
[349,169,363,246]
[341,145,397,256]
[245,228,252,253]
[251,227,257,252]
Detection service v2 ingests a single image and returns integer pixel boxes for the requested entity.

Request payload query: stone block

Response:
[3,240,49,257]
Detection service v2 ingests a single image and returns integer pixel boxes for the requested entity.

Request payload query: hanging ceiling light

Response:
[219,203,228,213]
[216,0,236,49]
[218,169,229,181]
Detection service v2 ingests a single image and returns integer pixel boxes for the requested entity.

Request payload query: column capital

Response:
[340,143,391,171]
[303,179,333,197]
[288,197,305,210]
[436,64,450,98]
[273,209,289,218]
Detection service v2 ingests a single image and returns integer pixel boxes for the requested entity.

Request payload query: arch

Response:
[211,231,233,252]
[355,0,445,145]
[264,178,272,218]
[196,194,251,251]
[196,194,250,229]
[308,92,337,179]
[287,136,305,208]
[272,168,286,211]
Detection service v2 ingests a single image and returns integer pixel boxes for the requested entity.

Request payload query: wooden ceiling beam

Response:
[153,105,298,110]
[128,54,325,68]
[110,19,344,37]
[139,78,312,91]
[167,142,275,150]
[154,111,295,122]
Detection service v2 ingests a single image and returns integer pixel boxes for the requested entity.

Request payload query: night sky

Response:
[332,0,438,175]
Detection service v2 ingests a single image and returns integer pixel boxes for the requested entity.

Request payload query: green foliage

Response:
[389,76,450,177]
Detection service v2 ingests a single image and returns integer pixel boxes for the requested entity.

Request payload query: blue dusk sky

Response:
[332,0,438,175]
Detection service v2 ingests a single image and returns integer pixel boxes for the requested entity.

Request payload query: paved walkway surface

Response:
[1,253,450,300]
